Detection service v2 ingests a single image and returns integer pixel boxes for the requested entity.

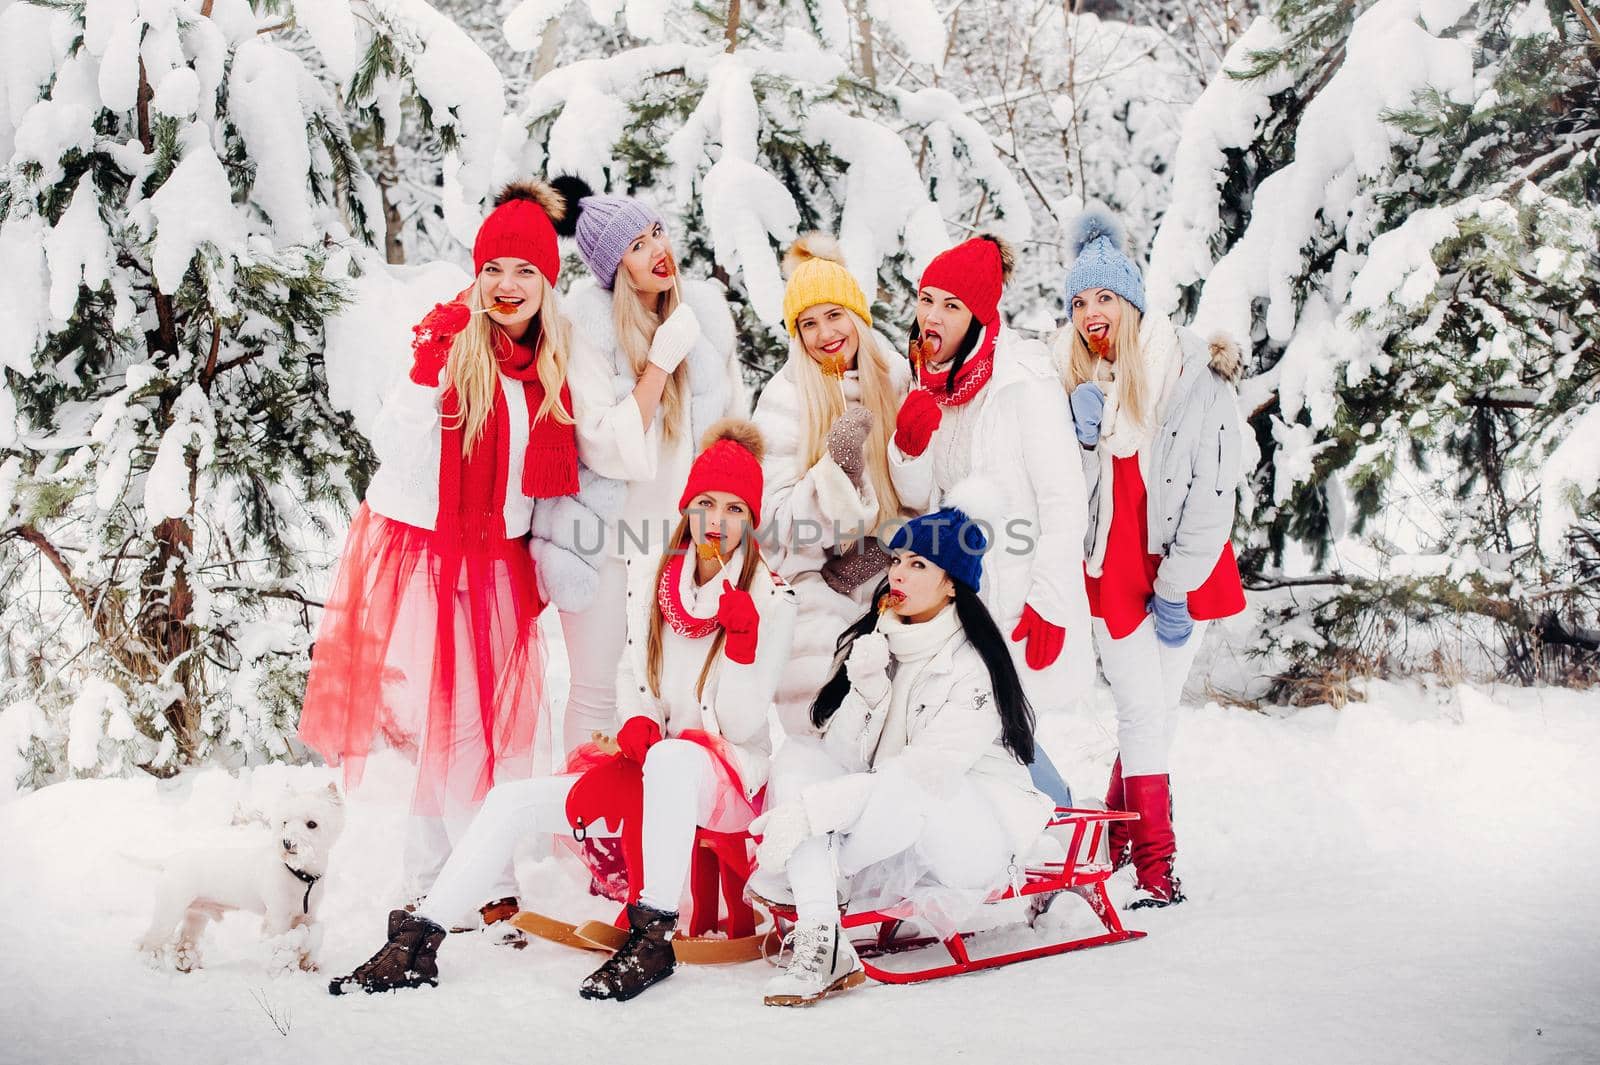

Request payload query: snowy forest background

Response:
[0,0,1595,795]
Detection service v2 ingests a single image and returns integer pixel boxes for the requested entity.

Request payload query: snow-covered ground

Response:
[2,615,1597,1065]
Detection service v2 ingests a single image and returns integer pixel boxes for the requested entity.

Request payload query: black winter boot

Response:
[577,902,677,1002]
[328,910,446,995]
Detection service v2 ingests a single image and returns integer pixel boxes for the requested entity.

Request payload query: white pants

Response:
[557,556,629,754]
[1092,614,1208,777]
[770,739,1010,925]
[416,738,721,927]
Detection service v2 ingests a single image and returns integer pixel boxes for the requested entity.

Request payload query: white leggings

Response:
[557,557,629,755]
[1092,614,1208,777]
[770,739,1010,925]
[415,738,720,928]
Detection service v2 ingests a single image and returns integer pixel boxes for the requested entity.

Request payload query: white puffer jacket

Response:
[364,371,537,536]
[615,550,799,795]
[809,620,1054,858]
[564,277,747,562]
[752,347,912,735]
[888,326,1094,710]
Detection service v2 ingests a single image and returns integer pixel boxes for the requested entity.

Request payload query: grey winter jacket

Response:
[1074,327,1246,602]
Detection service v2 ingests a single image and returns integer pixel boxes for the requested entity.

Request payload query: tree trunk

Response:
[854,0,876,87]
[724,0,741,52]
[533,16,565,79]
[376,144,406,265]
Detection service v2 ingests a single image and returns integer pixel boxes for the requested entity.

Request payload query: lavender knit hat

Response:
[549,175,664,289]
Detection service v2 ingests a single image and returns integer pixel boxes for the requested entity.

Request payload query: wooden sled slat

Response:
[509,910,612,952]
[572,919,781,964]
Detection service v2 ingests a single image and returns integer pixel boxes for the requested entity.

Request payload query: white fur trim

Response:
[811,454,877,531]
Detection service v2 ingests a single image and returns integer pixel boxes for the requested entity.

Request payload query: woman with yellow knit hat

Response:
[751,235,912,738]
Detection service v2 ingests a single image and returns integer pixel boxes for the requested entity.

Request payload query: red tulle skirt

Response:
[299,504,548,817]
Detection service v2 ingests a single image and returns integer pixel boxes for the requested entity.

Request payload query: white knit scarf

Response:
[1085,314,1184,576]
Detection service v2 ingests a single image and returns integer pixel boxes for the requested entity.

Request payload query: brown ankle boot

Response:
[328,910,446,996]
[577,902,677,1001]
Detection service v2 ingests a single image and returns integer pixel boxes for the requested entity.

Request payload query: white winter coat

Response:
[752,349,913,734]
[563,277,747,562]
[615,550,799,795]
[364,371,538,536]
[888,326,1095,708]
[808,622,1054,858]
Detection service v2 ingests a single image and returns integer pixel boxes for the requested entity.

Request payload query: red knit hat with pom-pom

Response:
[678,420,767,526]
[918,235,1015,326]
[472,182,567,282]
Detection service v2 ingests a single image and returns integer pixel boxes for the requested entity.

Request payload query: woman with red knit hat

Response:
[300,182,586,922]
[888,234,1094,719]
[1056,207,1246,909]
[327,420,797,1000]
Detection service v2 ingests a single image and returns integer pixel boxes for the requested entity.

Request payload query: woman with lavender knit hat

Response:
[546,176,747,757]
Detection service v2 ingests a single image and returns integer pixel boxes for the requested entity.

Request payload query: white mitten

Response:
[647,303,702,373]
[750,802,813,871]
[844,630,891,704]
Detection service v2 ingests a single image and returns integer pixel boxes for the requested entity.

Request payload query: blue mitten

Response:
[1069,382,1105,447]
[1149,595,1194,648]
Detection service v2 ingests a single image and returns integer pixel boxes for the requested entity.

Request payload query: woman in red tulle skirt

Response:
[299,181,584,909]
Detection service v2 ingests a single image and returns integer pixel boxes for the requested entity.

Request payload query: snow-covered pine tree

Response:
[496,0,1028,381]
[1146,0,1600,688]
[0,0,501,791]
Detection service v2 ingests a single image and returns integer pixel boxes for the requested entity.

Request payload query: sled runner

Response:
[512,826,776,964]
[761,808,1145,985]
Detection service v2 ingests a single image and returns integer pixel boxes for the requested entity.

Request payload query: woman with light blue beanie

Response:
[546,176,747,756]
[1054,206,1248,909]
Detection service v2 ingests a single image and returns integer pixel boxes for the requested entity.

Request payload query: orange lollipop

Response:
[878,589,906,614]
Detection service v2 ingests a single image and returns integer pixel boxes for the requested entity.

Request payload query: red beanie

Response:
[677,420,766,527]
[472,182,565,284]
[918,235,1013,326]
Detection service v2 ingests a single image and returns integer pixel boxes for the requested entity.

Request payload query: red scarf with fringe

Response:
[437,326,579,543]
[914,326,998,407]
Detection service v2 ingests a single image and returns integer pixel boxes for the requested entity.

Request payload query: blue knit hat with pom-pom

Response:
[1063,206,1145,314]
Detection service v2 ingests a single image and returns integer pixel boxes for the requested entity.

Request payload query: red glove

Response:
[409,301,471,386]
[616,716,662,764]
[717,579,760,665]
[1010,603,1066,670]
[893,389,942,457]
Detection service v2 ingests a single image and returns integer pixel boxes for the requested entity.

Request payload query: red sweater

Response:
[1085,454,1245,640]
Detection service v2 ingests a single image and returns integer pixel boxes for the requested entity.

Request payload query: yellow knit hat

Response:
[781,233,872,335]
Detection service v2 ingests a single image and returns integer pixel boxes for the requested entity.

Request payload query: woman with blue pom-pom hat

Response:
[1053,205,1248,909]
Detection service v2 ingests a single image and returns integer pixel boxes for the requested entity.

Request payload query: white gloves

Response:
[749,802,812,871]
[647,303,701,373]
[844,630,891,705]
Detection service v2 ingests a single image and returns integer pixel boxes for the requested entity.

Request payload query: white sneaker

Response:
[762,921,865,1007]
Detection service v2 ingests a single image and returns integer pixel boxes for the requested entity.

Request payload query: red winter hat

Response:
[472,182,567,283]
[918,234,1015,326]
[678,419,767,527]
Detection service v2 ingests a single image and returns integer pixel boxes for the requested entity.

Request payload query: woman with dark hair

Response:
[747,500,1053,1008]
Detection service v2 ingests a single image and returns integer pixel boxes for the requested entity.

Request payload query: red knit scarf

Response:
[915,324,997,407]
[657,553,719,640]
[436,327,579,542]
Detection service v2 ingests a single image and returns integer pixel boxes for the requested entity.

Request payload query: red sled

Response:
[762,807,1145,985]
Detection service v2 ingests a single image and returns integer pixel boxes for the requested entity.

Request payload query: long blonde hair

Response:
[445,274,575,454]
[645,515,764,701]
[613,267,690,445]
[791,313,903,533]
[1055,295,1150,431]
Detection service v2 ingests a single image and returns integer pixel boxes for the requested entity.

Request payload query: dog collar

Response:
[284,864,320,915]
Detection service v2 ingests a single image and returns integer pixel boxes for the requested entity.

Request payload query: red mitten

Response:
[616,716,663,764]
[893,388,942,457]
[1010,603,1066,670]
[717,579,760,665]
[563,753,645,905]
[409,301,471,386]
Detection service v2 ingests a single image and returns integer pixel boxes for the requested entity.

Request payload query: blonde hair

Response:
[445,275,575,454]
[645,515,764,701]
[613,266,690,445]
[791,313,903,533]
[1055,295,1150,432]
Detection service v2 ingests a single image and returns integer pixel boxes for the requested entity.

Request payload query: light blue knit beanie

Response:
[1062,207,1145,315]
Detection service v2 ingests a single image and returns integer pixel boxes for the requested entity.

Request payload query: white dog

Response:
[138,783,346,973]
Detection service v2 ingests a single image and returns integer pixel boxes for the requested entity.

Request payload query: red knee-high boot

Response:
[1123,774,1184,909]
[1103,756,1131,870]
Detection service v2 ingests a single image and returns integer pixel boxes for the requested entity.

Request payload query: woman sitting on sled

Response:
[748,499,1055,1007]
[329,419,797,1000]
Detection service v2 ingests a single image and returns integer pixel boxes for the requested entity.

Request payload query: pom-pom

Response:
[699,418,767,464]
[1066,205,1127,261]
[492,181,567,224]
[782,232,847,279]
[546,175,595,237]
[975,233,1015,283]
